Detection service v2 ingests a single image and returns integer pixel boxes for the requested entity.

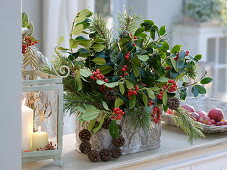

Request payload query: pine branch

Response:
[90,14,112,49]
[117,9,141,34]
[126,107,152,130]
[174,107,205,143]
[64,91,103,115]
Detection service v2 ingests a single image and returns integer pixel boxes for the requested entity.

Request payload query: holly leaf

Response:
[119,82,125,95]
[75,14,86,23]
[162,91,168,105]
[138,55,149,61]
[87,119,97,132]
[125,80,134,89]
[57,36,64,45]
[102,101,110,110]
[96,80,105,85]
[69,39,79,48]
[171,45,181,53]
[142,92,148,106]
[92,57,106,65]
[114,98,124,108]
[129,95,136,110]
[72,24,84,35]
[93,116,105,133]
[79,68,92,77]
[147,89,155,99]
[105,82,118,88]
[194,54,202,61]
[133,65,140,77]
[22,12,29,27]
[170,58,178,72]
[159,26,166,36]
[109,120,120,139]
[192,86,199,97]
[91,44,105,52]
[195,85,206,94]
[98,65,113,74]
[200,77,213,84]
[157,77,169,82]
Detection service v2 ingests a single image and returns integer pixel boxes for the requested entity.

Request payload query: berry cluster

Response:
[111,108,125,120]
[127,86,139,99]
[186,50,190,56]
[164,79,177,92]
[22,36,38,54]
[151,107,161,123]
[90,69,108,81]
[148,100,154,106]
[121,65,129,76]
[125,52,130,60]
[157,90,164,100]
[174,50,190,60]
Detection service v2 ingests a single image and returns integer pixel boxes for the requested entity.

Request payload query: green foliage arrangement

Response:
[47,9,213,142]
[185,0,227,25]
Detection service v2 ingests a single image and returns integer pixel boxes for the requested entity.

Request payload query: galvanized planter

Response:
[75,108,161,155]
[22,77,64,166]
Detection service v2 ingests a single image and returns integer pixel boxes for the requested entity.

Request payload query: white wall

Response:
[147,0,183,33]
[0,0,21,169]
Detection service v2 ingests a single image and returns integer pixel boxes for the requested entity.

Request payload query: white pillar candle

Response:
[32,126,48,151]
[21,99,33,151]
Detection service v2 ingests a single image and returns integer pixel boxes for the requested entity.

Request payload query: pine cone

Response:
[167,97,180,110]
[99,149,111,161]
[79,129,91,141]
[102,118,111,129]
[104,90,117,102]
[111,147,122,159]
[112,136,125,147]
[88,150,99,162]
[79,141,91,154]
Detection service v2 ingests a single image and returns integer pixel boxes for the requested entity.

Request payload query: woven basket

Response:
[162,97,227,134]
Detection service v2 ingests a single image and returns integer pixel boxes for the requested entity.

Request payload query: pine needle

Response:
[174,107,205,144]
[64,91,103,115]
[90,14,112,49]
[117,9,141,34]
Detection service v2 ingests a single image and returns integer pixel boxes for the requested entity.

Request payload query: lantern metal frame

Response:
[21,77,64,166]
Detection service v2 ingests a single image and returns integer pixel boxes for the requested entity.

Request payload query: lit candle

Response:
[21,99,33,151]
[32,126,48,151]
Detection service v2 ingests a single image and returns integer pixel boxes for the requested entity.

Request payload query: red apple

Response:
[196,110,206,118]
[208,108,224,122]
[198,115,211,124]
[166,109,173,115]
[181,104,195,112]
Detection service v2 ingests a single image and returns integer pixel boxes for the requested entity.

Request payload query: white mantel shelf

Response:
[22,123,227,170]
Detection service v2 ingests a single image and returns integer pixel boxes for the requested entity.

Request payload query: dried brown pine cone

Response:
[104,90,117,102]
[79,141,91,154]
[79,129,91,141]
[99,149,111,161]
[102,118,111,129]
[111,147,122,159]
[112,136,125,147]
[88,150,99,162]
[167,97,180,110]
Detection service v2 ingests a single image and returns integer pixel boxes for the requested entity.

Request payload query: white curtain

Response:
[42,0,91,58]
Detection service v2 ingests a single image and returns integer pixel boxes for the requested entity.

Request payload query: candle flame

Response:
[22,98,26,106]
[38,126,42,133]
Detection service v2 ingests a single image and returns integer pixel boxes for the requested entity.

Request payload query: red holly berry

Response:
[134,36,137,39]
[132,43,136,46]
[165,67,171,70]
[124,72,129,76]
[121,68,126,72]
[104,79,109,83]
